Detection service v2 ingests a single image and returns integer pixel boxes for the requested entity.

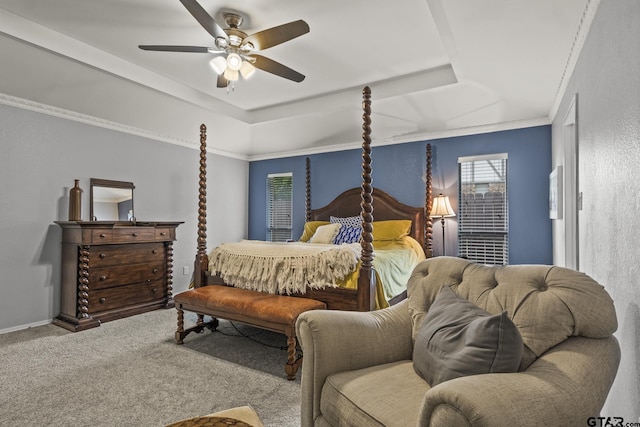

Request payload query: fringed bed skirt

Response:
[208,240,361,294]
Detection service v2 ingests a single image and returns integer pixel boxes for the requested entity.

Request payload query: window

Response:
[266,172,293,242]
[457,153,508,265]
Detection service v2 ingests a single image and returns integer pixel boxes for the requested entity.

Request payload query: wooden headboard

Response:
[310,187,427,251]
[305,143,433,257]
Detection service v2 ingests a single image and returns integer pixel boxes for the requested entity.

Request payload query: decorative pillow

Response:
[413,285,523,387]
[372,220,412,241]
[308,223,341,244]
[299,221,330,242]
[333,225,363,244]
[330,215,362,228]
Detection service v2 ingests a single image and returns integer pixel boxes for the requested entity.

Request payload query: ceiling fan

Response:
[139,0,309,88]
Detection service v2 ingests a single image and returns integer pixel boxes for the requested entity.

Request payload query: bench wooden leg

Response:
[175,306,219,344]
[175,307,188,344]
[284,335,302,381]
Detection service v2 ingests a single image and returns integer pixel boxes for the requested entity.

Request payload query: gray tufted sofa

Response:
[296,256,620,427]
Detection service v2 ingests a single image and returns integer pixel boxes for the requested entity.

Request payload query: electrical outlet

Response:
[183,266,189,275]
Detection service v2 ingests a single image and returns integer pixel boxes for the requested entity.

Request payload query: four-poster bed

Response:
[174,86,434,379]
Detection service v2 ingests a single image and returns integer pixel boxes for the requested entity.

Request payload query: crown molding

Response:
[0,92,249,161]
[2,89,551,163]
[548,0,600,122]
[247,117,550,161]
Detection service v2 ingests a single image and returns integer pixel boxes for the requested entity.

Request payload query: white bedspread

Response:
[208,240,362,294]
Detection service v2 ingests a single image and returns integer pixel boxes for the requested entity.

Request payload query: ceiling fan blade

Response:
[138,45,211,53]
[217,74,228,88]
[179,0,228,40]
[252,54,305,82]
[243,20,309,51]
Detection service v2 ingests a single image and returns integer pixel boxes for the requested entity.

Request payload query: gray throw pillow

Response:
[413,285,523,386]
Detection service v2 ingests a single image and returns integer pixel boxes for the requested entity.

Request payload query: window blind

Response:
[266,173,293,242]
[458,154,508,265]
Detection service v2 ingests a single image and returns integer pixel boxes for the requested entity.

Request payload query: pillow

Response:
[308,223,341,244]
[413,285,523,387]
[372,220,412,241]
[330,215,362,228]
[333,225,363,244]
[299,221,330,242]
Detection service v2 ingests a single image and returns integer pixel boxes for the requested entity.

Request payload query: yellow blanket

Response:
[337,237,426,308]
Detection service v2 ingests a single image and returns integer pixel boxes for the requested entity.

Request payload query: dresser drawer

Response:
[111,227,155,243]
[155,228,172,240]
[89,243,164,268]
[88,280,165,312]
[90,261,165,289]
[91,229,113,243]
[89,227,156,243]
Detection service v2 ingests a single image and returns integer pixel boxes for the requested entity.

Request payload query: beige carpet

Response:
[0,309,301,426]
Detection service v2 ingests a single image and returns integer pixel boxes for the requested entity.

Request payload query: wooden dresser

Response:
[54,221,182,332]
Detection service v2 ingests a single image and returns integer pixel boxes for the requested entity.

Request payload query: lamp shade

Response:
[430,194,456,218]
[223,68,239,81]
[239,60,256,79]
[209,56,227,74]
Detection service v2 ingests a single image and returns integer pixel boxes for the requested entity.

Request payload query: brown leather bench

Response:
[174,285,326,380]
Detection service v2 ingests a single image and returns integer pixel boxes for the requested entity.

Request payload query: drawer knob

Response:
[132,233,138,237]
[152,288,158,293]
[152,268,158,273]
[99,297,106,304]
[152,249,157,254]
[160,232,166,236]
[99,275,106,281]
[99,253,106,259]
[99,233,106,238]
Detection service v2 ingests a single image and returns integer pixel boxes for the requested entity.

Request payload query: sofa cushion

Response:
[413,285,523,386]
[407,257,618,369]
[321,361,429,427]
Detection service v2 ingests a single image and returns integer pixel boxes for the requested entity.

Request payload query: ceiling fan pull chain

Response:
[226,80,235,94]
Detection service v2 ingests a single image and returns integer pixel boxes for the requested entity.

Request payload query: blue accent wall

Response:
[249,125,552,265]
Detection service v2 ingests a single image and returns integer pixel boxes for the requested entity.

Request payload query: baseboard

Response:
[0,319,53,335]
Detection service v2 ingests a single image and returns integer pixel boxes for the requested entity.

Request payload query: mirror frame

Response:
[90,178,135,222]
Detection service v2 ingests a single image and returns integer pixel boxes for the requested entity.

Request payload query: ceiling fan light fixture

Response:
[209,56,227,74]
[226,53,242,71]
[224,68,239,81]
[239,60,256,79]
[214,37,228,49]
[139,1,309,88]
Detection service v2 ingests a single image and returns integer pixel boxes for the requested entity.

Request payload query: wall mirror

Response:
[90,178,135,221]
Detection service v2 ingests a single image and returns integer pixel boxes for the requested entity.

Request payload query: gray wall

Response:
[0,103,248,332]
[552,0,640,418]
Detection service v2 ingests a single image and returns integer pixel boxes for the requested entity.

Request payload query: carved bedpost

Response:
[305,157,311,223]
[358,86,375,311]
[194,124,208,288]
[425,143,434,258]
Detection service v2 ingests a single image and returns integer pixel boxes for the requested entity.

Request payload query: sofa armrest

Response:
[419,336,621,427]
[296,300,413,427]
